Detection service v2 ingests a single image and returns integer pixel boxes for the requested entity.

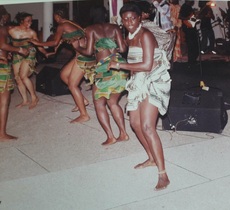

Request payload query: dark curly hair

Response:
[119,3,142,18]
[0,5,8,18]
[89,6,108,24]
[132,0,152,15]
[54,9,68,19]
[15,12,32,24]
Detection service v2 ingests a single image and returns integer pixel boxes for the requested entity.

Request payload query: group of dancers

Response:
[1,2,172,191]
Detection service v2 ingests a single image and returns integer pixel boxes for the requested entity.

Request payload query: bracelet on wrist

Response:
[116,62,120,70]
[18,47,22,53]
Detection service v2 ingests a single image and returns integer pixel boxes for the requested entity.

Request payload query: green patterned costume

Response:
[94,38,128,100]
[0,62,14,92]
[11,38,37,73]
[62,29,85,42]
[62,29,96,84]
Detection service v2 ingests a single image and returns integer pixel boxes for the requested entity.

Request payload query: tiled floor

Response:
[0,50,230,210]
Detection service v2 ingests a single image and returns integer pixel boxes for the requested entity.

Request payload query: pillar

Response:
[43,2,53,41]
[109,0,123,25]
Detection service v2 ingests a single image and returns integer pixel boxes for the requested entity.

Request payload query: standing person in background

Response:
[152,0,174,32]
[179,0,199,69]
[8,12,47,109]
[169,0,182,62]
[30,9,96,123]
[220,1,230,39]
[152,0,175,63]
[109,3,171,190]
[74,6,129,146]
[0,6,28,140]
[136,0,173,63]
[198,1,216,54]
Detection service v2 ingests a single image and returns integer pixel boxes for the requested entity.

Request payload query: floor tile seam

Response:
[165,160,212,181]
[15,147,50,173]
[0,145,14,150]
[156,127,223,141]
[104,181,211,210]
[45,152,150,173]
[217,133,230,139]
[162,138,213,150]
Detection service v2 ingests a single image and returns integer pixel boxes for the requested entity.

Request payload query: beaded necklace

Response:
[128,24,141,40]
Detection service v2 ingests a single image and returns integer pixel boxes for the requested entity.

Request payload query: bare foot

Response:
[29,98,39,109]
[71,106,79,112]
[71,100,89,112]
[134,159,156,169]
[16,101,30,108]
[0,133,18,141]
[70,115,90,123]
[154,173,170,191]
[101,137,117,146]
[116,134,129,142]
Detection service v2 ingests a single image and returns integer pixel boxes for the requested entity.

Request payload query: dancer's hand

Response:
[107,61,120,71]
[29,39,39,45]
[72,39,80,50]
[18,47,29,56]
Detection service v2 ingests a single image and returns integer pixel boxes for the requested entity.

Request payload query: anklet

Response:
[158,170,166,175]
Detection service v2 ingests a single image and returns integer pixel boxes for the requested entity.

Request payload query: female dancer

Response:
[8,12,47,109]
[30,9,95,123]
[108,3,171,190]
[0,6,28,140]
[74,6,129,145]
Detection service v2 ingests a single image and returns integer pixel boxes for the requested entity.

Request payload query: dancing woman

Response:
[8,12,47,109]
[74,6,129,145]
[108,3,171,190]
[30,9,95,123]
[0,6,28,140]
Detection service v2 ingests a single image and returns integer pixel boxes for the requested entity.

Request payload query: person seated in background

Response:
[198,0,216,54]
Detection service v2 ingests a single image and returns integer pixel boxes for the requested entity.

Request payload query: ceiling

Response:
[0,0,84,5]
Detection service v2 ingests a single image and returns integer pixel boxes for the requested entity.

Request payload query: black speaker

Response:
[162,88,228,133]
[36,66,71,96]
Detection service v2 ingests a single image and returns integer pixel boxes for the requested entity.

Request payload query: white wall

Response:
[5,1,72,32]
[5,3,44,31]
[4,0,230,39]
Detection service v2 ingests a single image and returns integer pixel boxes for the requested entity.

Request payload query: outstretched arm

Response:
[30,30,48,57]
[30,25,63,47]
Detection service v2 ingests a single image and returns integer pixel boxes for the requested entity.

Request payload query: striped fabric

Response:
[11,38,37,73]
[94,53,129,100]
[0,63,14,92]
[126,47,171,116]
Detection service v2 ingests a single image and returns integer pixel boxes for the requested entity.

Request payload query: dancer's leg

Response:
[19,61,38,109]
[140,97,170,190]
[92,85,116,145]
[13,63,29,108]
[0,89,17,141]
[107,93,129,141]
[129,107,156,169]
[68,62,90,123]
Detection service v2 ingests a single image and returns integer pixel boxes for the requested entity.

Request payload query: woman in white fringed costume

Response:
[108,3,171,191]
